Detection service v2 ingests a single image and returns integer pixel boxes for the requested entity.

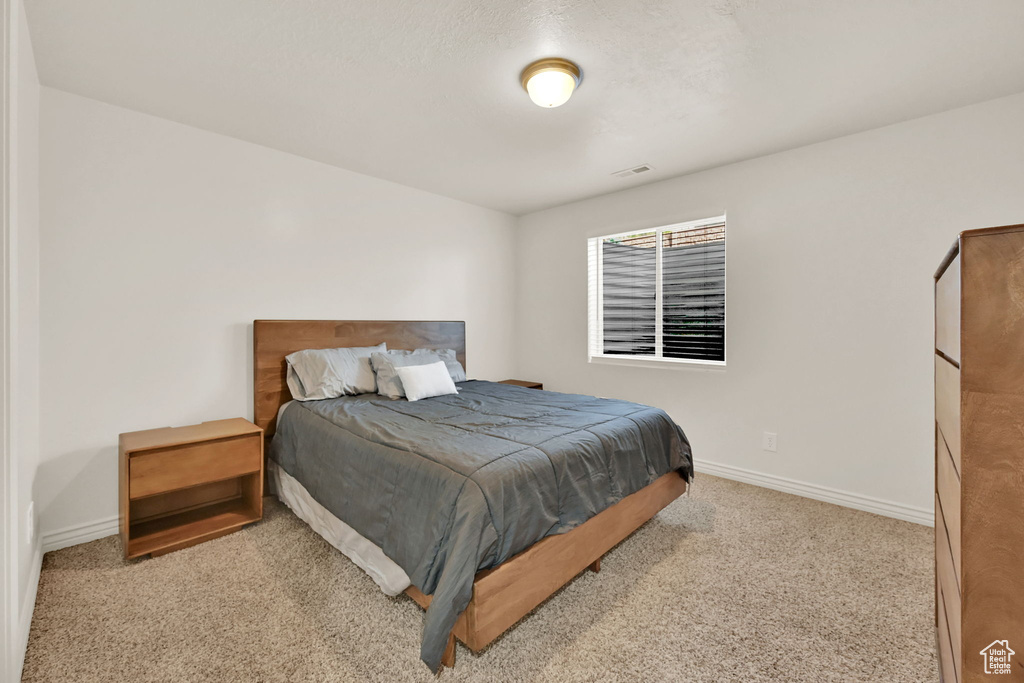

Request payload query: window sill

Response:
[588,354,726,372]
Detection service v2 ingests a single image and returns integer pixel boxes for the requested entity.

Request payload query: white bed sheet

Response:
[269,402,411,596]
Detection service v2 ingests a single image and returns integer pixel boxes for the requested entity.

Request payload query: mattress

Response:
[270,380,692,670]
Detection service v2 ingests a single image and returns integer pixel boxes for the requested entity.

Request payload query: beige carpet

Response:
[23,475,937,682]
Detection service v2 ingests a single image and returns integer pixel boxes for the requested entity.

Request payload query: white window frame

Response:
[587,214,727,369]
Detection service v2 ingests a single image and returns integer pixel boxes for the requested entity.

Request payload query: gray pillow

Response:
[432,349,467,383]
[286,343,386,400]
[371,349,444,399]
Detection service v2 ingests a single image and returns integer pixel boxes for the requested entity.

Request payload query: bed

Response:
[253,320,693,671]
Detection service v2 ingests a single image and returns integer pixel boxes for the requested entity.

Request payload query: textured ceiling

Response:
[24,0,1024,215]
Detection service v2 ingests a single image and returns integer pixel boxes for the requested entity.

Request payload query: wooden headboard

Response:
[253,320,466,437]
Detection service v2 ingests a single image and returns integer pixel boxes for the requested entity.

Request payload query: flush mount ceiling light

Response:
[520,58,582,108]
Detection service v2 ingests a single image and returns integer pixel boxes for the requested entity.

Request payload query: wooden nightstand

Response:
[500,379,544,390]
[119,418,264,559]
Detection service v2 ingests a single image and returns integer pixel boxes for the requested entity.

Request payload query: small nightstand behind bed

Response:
[119,418,264,559]
[499,379,543,390]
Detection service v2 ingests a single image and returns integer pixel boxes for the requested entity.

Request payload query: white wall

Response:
[12,0,38,611]
[515,92,1024,523]
[3,0,41,678]
[37,88,517,539]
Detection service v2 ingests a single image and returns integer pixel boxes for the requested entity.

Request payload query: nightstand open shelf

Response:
[120,418,264,559]
[128,493,261,558]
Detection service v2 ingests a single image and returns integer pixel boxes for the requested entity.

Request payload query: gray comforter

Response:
[270,380,693,671]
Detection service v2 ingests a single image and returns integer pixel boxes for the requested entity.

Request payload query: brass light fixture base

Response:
[520,58,582,91]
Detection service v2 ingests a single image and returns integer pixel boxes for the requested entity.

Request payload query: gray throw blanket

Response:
[270,380,693,670]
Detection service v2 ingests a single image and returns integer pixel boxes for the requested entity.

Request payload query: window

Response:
[587,215,726,366]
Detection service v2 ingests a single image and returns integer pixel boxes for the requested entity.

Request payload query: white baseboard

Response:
[13,540,43,682]
[42,514,119,553]
[694,458,934,527]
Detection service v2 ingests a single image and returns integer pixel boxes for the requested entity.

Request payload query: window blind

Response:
[587,216,726,364]
[661,224,725,361]
[601,231,656,355]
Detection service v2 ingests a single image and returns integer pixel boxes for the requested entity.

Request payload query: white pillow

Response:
[395,361,458,401]
[286,343,386,400]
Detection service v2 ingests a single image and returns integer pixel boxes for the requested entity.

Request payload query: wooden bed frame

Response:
[252,320,688,668]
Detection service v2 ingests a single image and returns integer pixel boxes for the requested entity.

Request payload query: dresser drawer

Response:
[935,253,960,363]
[937,581,959,683]
[936,437,960,586]
[935,356,961,473]
[129,434,261,499]
[936,494,962,675]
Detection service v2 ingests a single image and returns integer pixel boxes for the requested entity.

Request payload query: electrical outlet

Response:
[762,432,778,452]
[26,501,35,543]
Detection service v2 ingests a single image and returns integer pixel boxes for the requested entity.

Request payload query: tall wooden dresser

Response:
[935,224,1024,683]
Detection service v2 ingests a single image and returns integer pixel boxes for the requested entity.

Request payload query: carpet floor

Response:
[22,475,937,682]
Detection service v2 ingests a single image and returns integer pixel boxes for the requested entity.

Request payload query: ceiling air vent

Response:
[612,164,653,179]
